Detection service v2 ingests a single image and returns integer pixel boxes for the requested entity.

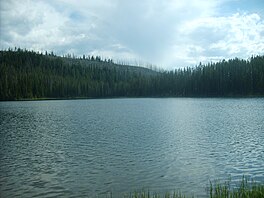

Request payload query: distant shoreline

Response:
[1,95,264,102]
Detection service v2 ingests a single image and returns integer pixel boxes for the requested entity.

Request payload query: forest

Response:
[0,48,264,100]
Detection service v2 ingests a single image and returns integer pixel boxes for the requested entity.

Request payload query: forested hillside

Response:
[0,49,264,100]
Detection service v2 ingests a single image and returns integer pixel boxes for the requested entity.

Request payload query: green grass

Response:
[122,191,190,198]
[103,177,264,198]
[209,176,264,198]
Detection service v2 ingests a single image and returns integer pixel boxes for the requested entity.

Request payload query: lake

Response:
[0,98,264,197]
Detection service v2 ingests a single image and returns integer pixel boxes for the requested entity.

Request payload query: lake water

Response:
[0,98,264,197]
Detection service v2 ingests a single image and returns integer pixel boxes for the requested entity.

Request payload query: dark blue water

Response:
[0,98,264,197]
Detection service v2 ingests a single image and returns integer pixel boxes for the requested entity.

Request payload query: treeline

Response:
[159,57,264,96]
[0,48,264,100]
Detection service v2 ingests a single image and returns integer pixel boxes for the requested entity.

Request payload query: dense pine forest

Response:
[0,48,264,100]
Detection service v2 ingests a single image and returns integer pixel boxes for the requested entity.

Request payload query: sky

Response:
[1,0,264,69]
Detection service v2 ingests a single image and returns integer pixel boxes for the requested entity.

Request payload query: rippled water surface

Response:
[0,98,264,197]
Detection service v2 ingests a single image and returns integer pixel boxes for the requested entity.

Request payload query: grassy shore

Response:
[105,177,264,198]
[208,177,264,198]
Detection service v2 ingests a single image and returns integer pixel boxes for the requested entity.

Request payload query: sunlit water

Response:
[0,98,264,197]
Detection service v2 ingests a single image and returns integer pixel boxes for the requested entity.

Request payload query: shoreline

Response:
[1,95,264,102]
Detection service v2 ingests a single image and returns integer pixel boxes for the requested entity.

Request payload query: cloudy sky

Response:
[1,0,264,69]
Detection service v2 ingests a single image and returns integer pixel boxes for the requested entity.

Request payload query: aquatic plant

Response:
[209,176,264,198]
[116,177,264,198]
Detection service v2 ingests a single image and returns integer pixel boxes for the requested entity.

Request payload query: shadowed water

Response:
[0,98,264,197]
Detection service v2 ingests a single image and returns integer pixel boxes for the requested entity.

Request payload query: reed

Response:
[106,177,264,198]
[209,176,264,198]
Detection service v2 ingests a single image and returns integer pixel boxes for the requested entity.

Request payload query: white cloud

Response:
[1,1,68,50]
[162,12,264,68]
[1,0,264,68]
